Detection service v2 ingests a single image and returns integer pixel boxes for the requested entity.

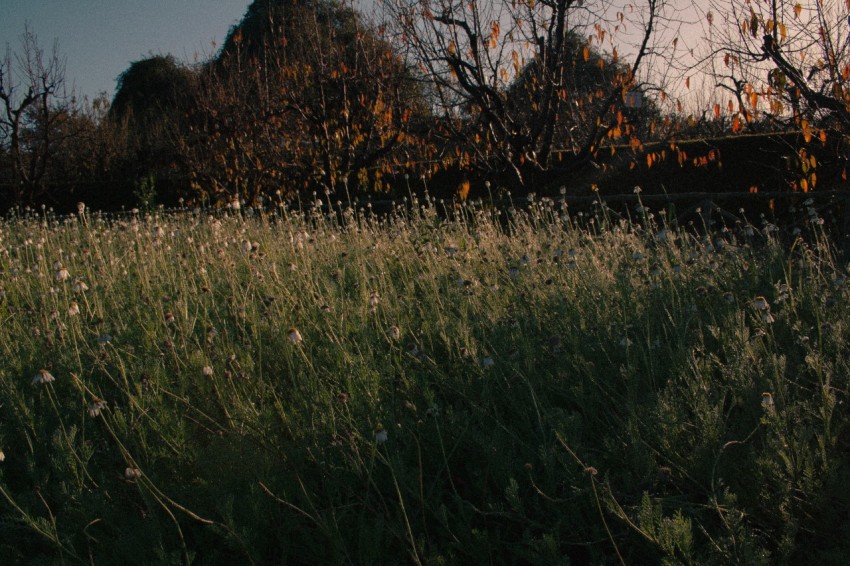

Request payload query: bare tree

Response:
[0,25,72,206]
[380,0,670,184]
[689,1,850,134]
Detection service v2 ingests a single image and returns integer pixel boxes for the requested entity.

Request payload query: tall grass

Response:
[0,194,848,564]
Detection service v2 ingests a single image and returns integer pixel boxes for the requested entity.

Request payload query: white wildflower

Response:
[88,398,107,417]
[375,424,388,444]
[388,325,401,340]
[288,327,303,345]
[32,369,55,385]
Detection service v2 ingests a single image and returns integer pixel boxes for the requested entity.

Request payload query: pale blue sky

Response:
[0,1,251,101]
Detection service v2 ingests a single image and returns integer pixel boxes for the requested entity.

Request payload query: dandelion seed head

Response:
[375,424,388,444]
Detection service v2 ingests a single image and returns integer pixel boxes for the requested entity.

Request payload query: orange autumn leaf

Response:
[732,115,741,133]
[802,120,812,143]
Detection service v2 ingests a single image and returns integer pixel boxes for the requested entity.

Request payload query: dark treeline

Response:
[2,0,850,214]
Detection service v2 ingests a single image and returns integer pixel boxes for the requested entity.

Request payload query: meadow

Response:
[0,192,849,564]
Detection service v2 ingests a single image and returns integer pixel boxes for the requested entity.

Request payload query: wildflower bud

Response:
[761,392,775,412]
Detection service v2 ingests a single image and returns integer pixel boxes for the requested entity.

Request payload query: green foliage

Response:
[133,174,158,211]
[110,55,194,125]
[0,196,849,562]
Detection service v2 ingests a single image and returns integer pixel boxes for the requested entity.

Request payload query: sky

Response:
[0,1,252,101]
[0,0,708,111]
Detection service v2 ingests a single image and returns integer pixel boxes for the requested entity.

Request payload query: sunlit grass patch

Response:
[0,198,848,563]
